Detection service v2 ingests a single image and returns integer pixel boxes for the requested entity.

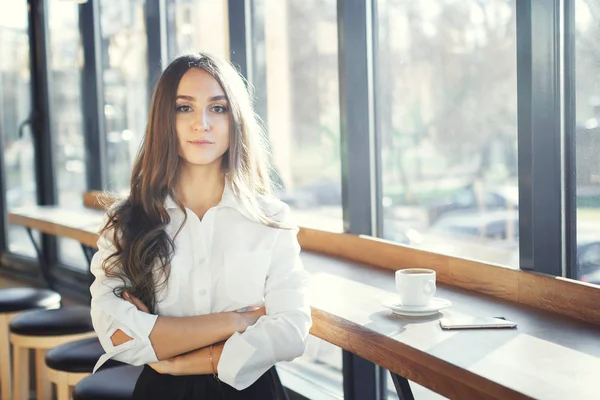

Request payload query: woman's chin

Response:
[180,155,224,168]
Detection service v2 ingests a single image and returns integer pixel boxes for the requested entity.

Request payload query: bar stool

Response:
[0,287,61,400]
[73,364,143,400]
[10,305,95,400]
[45,336,124,400]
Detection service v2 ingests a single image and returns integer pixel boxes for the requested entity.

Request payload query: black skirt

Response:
[131,365,289,400]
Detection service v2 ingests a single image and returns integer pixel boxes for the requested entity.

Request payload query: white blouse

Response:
[89,184,312,390]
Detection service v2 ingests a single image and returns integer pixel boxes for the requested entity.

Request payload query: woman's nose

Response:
[193,111,210,131]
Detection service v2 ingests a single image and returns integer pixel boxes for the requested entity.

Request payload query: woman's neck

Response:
[175,163,226,220]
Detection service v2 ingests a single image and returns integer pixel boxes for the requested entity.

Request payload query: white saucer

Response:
[383,297,452,317]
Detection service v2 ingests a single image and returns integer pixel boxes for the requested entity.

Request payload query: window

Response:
[47,0,88,269]
[250,0,343,395]
[252,0,343,233]
[377,0,519,268]
[166,0,229,61]
[99,0,148,194]
[574,0,600,284]
[0,0,37,257]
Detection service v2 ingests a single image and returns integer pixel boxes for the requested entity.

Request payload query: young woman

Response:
[89,53,312,399]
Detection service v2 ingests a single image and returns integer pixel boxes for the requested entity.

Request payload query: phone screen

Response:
[439,316,517,330]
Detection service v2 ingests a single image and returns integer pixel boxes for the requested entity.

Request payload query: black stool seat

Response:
[0,288,61,313]
[46,337,124,373]
[10,305,93,336]
[73,365,143,400]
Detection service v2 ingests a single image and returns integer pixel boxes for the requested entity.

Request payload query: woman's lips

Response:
[189,139,213,145]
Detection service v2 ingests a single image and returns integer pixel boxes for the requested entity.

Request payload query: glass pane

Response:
[47,0,88,270]
[251,0,343,396]
[166,0,229,61]
[253,0,343,233]
[575,0,600,284]
[0,0,37,257]
[378,1,519,268]
[99,0,148,194]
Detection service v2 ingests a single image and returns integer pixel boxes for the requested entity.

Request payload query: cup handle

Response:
[424,280,436,296]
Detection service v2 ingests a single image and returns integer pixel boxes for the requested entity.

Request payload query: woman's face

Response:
[175,68,231,168]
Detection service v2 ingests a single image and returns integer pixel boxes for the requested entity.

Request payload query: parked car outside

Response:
[426,185,518,225]
[420,209,600,283]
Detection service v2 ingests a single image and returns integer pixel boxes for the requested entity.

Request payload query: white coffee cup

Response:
[395,268,436,307]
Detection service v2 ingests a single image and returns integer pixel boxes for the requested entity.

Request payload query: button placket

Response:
[196,245,209,301]
[199,209,218,312]
[188,215,210,312]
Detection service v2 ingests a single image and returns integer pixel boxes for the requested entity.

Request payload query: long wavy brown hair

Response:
[100,53,283,313]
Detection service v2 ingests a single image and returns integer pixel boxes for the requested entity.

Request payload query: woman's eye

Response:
[176,105,192,113]
[212,105,228,113]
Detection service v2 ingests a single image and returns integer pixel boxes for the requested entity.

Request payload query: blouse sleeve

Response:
[217,204,312,390]
[89,212,159,372]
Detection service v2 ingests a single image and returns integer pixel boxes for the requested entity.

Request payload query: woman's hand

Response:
[234,306,266,332]
[123,291,149,313]
[148,358,178,375]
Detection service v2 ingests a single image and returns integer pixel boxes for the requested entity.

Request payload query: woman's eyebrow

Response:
[175,95,227,102]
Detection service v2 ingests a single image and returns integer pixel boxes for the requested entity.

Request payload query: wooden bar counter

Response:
[7,205,600,399]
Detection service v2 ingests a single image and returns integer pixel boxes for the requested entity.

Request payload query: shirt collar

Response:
[164,183,243,213]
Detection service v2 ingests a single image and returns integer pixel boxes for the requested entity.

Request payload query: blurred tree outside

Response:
[378,0,518,206]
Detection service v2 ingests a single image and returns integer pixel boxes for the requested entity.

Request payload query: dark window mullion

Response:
[338,0,376,236]
[564,0,577,279]
[371,0,383,239]
[80,0,107,191]
[517,0,564,276]
[249,2,268,127]
[228,0,252,80]
[29,0,55,206]
[338,0,385,399]
[146,0,168,93]
[28,0,58,275]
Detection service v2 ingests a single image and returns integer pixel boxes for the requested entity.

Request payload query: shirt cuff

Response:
[217,332,257,389]
[134,311,158,344]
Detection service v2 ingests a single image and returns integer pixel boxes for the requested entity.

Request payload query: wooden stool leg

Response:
[56,379,70,400]
[12,344,29,400]
[48,367,70,400]
[11,331,95,400]
[0,315,12,400]
[35,349,51,400]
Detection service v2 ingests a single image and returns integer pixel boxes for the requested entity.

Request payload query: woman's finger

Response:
[131,296,149,313]
[148,361,169,374]
[123,291,150,313]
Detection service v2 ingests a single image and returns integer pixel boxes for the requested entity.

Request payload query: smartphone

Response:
[439,316,517,330]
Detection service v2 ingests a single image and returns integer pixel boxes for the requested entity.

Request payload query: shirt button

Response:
[198,257,206,264]
[199,289,207,296]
